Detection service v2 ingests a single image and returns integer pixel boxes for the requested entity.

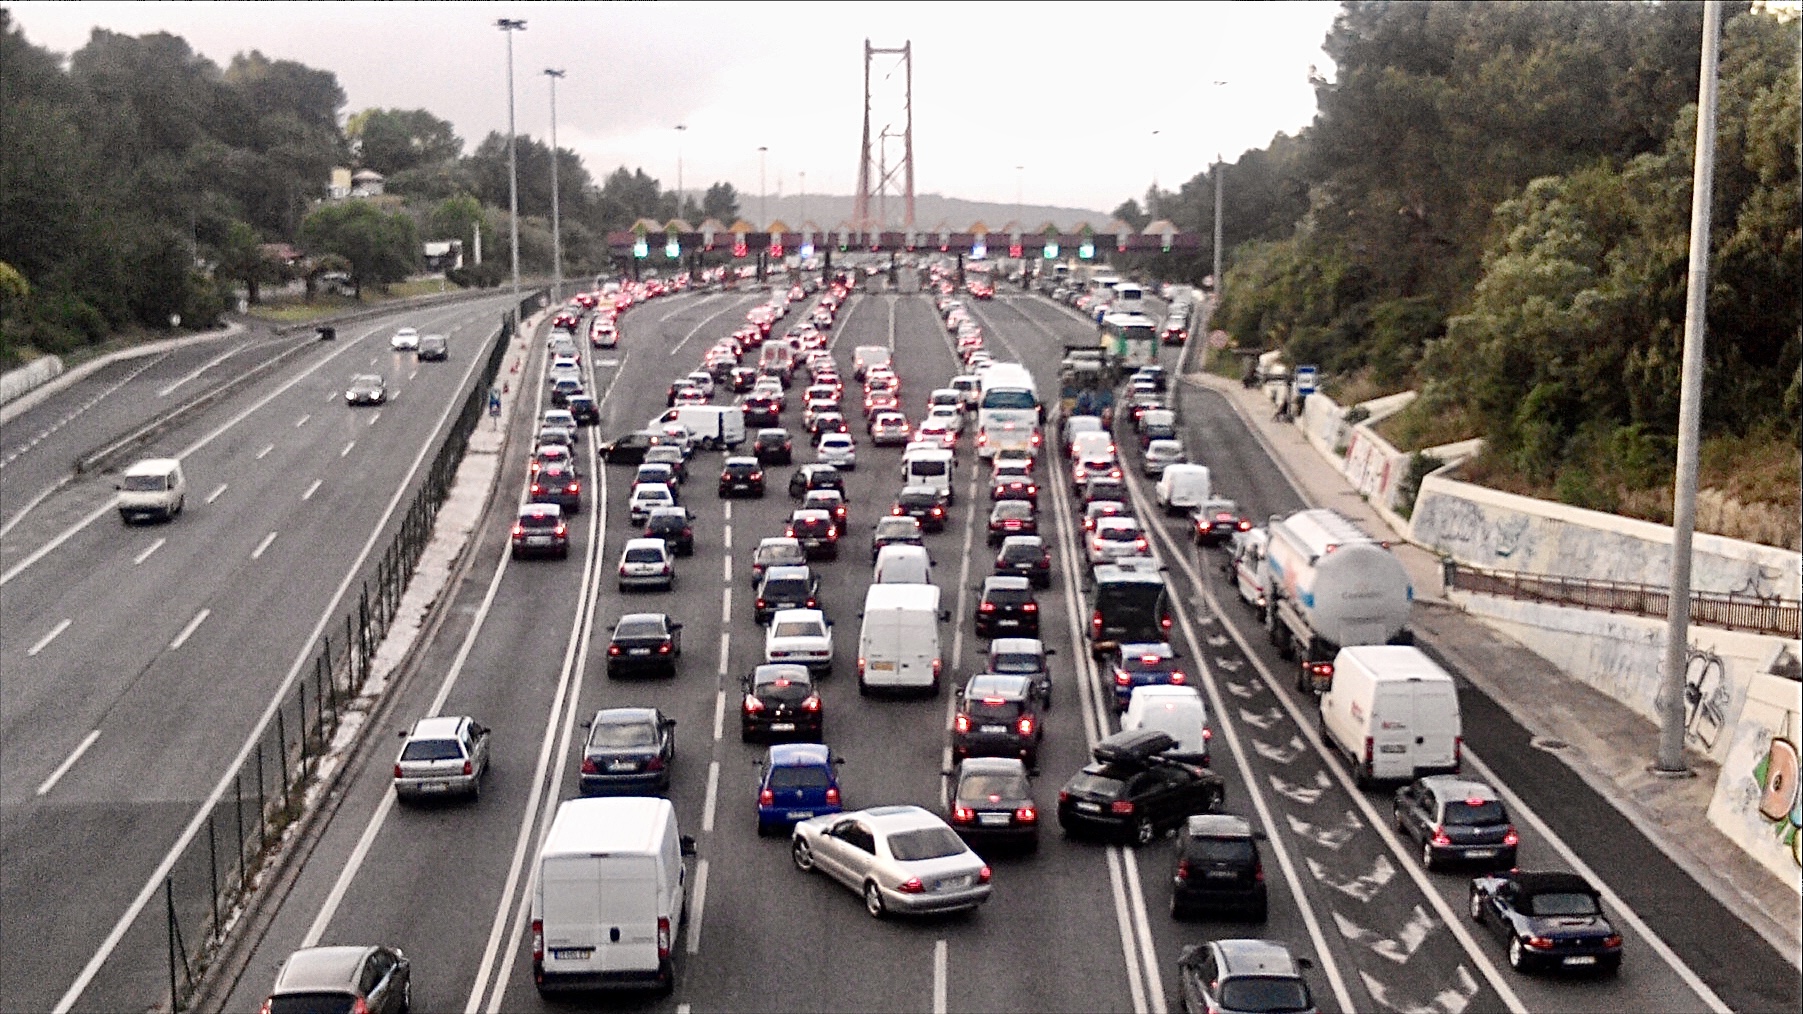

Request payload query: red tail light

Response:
[825,786,841,805]
[657,916,671,959]
[1058,789,1070,803]
[1022,602,1037,612]
[532,917,544,963]
[1015,806,1037,823]
[657,642,672,653]
[1308,661,1335,681]
[744,695,764,713]
[759,787,774,805]
[554,524,567,536]
[1109,800,1135,815]
[645,756,666,772]
[1431,827,1452,847]
[1017,716,1034,736]
[1503,827,1520,847]
[1364,736,1375,769]
[393,764,403,779]
[1170,671,1186,685]
[802,695,821,712]
[892,505,904,515]
[954,713,971,733]
[1092,611,1104,636]
[1115,671,1132,686]
[1603,934,1623,948]
[1160,615,1173,630]
[756,598,767,611]
[462,760,473,776]
[1525,935,1554,951]
[530,484,542,494]
[1175,858,1191,881]
[978,601,996,612]
[567,482,580,493]
[899,878,925,894]
[1135,538,1148,550]
[952,805,975,824]
[978,865,993,883]
[805,597,816,608]
[608,644,622,656]
[512,524,525,537]
[581,757,599,774]
[930,507,944,516]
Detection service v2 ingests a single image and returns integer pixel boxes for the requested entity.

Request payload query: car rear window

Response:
[909,460,948,477]
[590,721,656,748]
[624,547,664,563]
[1526,891,1600,917]
[1442,800,1506,826]
[771,620,823,639]
[998,546,1041,564]
[1067,772,1125,798]
[762,578,807,598]
[614,618,665,638]
[990,652,1040,673]
[768,766,831,790]
[958,773,1030,801]
[267,995,359,1014]
[985,587,1033,606]
[121,474,169,491]
[1218,977,1311,1013]
[886,827,966,862]
[1099,527,1140,542]
[1185,837,1255,863]
[966,699,1023,721]
[518,513,560,530]
[401,739,463,762]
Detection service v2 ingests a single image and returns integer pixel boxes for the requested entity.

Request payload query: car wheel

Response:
[468,777,481,802]
[791,837,815,871]
[858,677,870,697]
[1134,817,1156,846]
[1169,895,1186,920]
[1421,841,1436,871]
[1469,888,1484,922]
[863,881,887,919]
[1508,935,1527,971]
[756,821,771,838]
[400,977,411,1013]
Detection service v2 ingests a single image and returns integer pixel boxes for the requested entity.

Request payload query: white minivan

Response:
[1319,646,1462,787]
[116,457,187,524]
[901,448,955,502]
[1121,685,1210,765]
[531,796,696,996]
[1154,463,1212,516]
[857,583,945,696]
[872,544,932,585]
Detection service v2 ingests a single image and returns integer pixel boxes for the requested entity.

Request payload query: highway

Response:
[0,293,516,1013]
[188,272,1795,1014]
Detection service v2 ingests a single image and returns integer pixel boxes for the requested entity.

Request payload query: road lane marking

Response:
[168,608,209,650]
[27,618,72,656]
[157,342,248,397]
[368,411,381,426]
[669,297,752,357]
[887,297,897,351]
[408,369,418,380]
[295,413,310,427]
[133,539,165,565]
[302,479,322,500]
[722,554,731,583]
[205,483,228,504]
[251,531,278,559]
[685,859,710,955]
[1120,849,1168,1014]
[717,633,731,678]
[702,761,720,833]
[722,524,732,551]
[256,443,274,459]
[932,939,948,1014]
[723,501,732,521]
[713,690,726,741]
[340,440,355,457]
[35,730,100,796]
[721,585,731,625]
[1105,848,1150,1013]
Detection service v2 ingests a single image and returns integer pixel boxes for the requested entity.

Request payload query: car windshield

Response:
[614,618,665,639]
[1188,837,1256,863]
[624,547,664,563]
[591,720,656,748]
[352,375,381,386]
[958,773,1030,801]
[1443,800,1507,825]
[768,766,831,790]
[1526,891,1601,917]
[1217,977,1312,1013]
[121,474,168,491]
[991,652,1040,673]
[886,827,967,862]
[400,739,462,762]
[772,620,824,638]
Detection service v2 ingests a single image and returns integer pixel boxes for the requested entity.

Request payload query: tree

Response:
[215,220,288,304]
[299,201,417,298]
[1112,198,1150,232]
[702,181,740,223]
[347,107,462,176]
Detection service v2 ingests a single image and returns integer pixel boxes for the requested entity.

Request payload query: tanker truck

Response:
[1259,508,1414,693]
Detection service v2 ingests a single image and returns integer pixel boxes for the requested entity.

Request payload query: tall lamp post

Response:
[799,171,807,224]
[758,145,769,229]
[675,124,687,216]
[496,17,526,309]
[544,68,565,302]
[1210,81,1227,302]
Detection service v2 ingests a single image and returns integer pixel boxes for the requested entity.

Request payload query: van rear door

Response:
[1409,682,1461,774]
[893,611,937,687]
[596,855,661,973]
[1369,684,1416,779]
[540,856,605,973]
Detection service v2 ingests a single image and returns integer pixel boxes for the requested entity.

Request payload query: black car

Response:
[643,506,695,556]
[986,500,1038,546]
[995,535,1052,589]
[1394,776,1519,870]
[989,472,1038,504]
[578,707,676,795]
[718,456,766,497]
[786,510,840,560]
[952,673,1043,771]
[742,394,782,426]
[529,463,584,514]
[893,485,950,532]
[1469,871,1623,974]
[416,334,449,361]
[870,516,925,561]
[753,427,794,465]
[947,757,1039,853]
[601,431,656,465]
[740,664,824,742]
[1170,813,1268,921]
[605,613,683,678]
[1057,729,1224,845]
[1190,502,1250,546]
[986,637,1055,710]
[975,576,1038,638]
[566,394,601,425]
[788,463,845,499]
[755,566,819,624]
[729,366,759,393]
[1082,477,1130,510]
[644,445,688,483]
[1089,565,1173,659]
[511,503,569,560]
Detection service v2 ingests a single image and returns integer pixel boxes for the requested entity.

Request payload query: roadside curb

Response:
[0,320,249,426]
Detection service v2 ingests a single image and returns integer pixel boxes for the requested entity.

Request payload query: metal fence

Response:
[1445,561,1801,639]
[155,303,526,1012]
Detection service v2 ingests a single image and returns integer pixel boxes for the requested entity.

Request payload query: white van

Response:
[1062,415,1104,451]
[1122,685,1210,765]
[1229,526,1270,610]
[1154,463,1211,516]
[1319,646,1461,788]
[1069,429,1115,464]
[857,583,945,695]
[872,545,932,585]
[901,447,955,501]
[649,406,745,450]
[531,796,695,995]
[116,458,187,524]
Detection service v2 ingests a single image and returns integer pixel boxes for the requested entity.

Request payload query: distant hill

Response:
[723,193,1112,232]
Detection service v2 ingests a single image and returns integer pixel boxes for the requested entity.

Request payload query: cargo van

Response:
[1154,463,1211,516]
[857,583,945,696]
[872,544,932,585]
[531,796,696,995]
[649,406,745,450]
[1122,685,1210,765]
[116,458,187,524]
[1319,646,1461,788]
[901,447,955,501]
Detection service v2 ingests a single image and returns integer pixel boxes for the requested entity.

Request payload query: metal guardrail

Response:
[1445,561,1801,638]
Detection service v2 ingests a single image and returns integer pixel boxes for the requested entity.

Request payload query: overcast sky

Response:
[11,1,1340,214]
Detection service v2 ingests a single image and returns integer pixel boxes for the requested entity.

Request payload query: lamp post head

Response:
[496,17,526,30]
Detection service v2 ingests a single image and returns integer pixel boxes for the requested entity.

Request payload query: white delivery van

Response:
[649,406,745,450]
[1154,463,1212,516]
[1069,429,1115,463]
[116,458,188,524]
[1229,526,1270,610]
[857,583,945,695]
[901,447,956,502]
[532,796,695,996]
[1319,646,1461,788]
[872,545,932,585]
[1122,685,1210,765]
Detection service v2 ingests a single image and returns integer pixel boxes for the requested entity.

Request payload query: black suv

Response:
[753,428,794,465]
[1056,729,1224,845]
[566,394,600,425]
[892,486,950,532]
[995,535,1052,588]
[786,509,840,560]
[975,576,1039,638]
[643,506,695,556]
[1393,775,1518,870]
[718,456,766,498]
[788,463,845,499]
[739,664,823,742]
[1170,813,1268,921]
[755,566,819,624]
[952,673,1043,771]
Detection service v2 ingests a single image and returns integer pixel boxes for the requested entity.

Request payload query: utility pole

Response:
[496,17,526,309]
[799,171,807,224]
[758,146,768,229]
[1212,156,1224,301]
[544,68,565,302]
[1656,0,1724,777]
[675,124,687,216]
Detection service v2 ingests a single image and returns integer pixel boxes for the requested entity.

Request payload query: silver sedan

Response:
[790,805,992,918]
[393,716,490,801]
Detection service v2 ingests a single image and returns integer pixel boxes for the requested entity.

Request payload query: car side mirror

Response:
[833,756,846,765]
[397,730,409,739]
[1045,648,1058,657]
[1253,830,1269,841]
[679,835,698,857]
[114,483,123,491]
[670,622,684,631]
[939,610,951,622]
[1295,956,1314,971]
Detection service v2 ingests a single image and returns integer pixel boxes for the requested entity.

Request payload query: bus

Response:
[976,363,1042,458]
[1100,312,1159,368]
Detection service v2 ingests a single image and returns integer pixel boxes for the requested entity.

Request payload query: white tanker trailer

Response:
[1259,508,1414,692]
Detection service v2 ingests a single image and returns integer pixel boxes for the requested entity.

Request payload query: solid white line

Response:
[302,479,322,500]
[340,440,355,457]
[295,413,310,427]
[1120,849,1168,1014]
[168,608,209,650]
[685,859,710,955]
[702,761,720,833]
[205,483,228,504]
[1464,750,1733,1013]
[251,531,278,560]
[35,729,101,796]
[717,633,731,677]
[1105,848,1150,1014]
[157,343,247,397]
[256,443,275,460]
[133,538,166,565]
[713,690,726,741]
[668,297,751,357]
[302,791,398,946]
[887,298,898,351]
[27,618,72,656]
[932,938,948,1014]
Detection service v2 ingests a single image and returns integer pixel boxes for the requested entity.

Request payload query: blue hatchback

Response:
[756,743,843,836]
[1107,642,1187,712]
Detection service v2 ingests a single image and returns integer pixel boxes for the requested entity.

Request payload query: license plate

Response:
[1075,801,1102,813]
[937,875,973,891]
[1205,870,1238,880]
[551,948,594,960]
[1465,848,1496,858]
[1563,956,1597,966]
[997,618,1020,627]
[978,812,1011,826]
[606,760,634,772]
[630,647,651,655]
[981,724,1007,734]
[1379,744,1408,754]
[770,722,796,731]
[419,782,447,792]
[527,537,551,545]
[870,660,895,671]
[789,810,813,819]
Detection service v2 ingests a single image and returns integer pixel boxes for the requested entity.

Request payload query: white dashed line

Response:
[205,484,228,504]
[722,524,732,551]
[256,444,274,459]
[722,501,732,522]
[340,440,355,457]
[702,761,720,833]
[720,586,731,625]
[27,618,72,656]
[35,730,100,797]
[684,860,709,956]
[368,412,381,427]
[169,608,209,650]
[717,632,730,677]
[932,939,948,1014]
[302,479,322,500]
[133,538,166,565]
[713,690,726,741]
[1,353,168,470]
[721,555,731,582]
[295,414,311,427]
[251,531,278,559]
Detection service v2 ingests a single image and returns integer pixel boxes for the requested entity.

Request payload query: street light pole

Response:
[758,146,768,229]
[799,171,807,224]
[496,17,526,309]
[1210,81,1228,302]
[544,68,565,303]
[675,124,687,217]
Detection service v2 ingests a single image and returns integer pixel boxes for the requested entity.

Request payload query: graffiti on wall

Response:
[1684,645,1732,752]
[1748,712,1802,868]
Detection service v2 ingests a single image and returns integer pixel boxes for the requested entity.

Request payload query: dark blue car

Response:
[756,743,843,836]
[1107,642,1187,712]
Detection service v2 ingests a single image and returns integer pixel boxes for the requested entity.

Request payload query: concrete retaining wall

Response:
[1707,666,1803,887]
[0,356,63,406]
